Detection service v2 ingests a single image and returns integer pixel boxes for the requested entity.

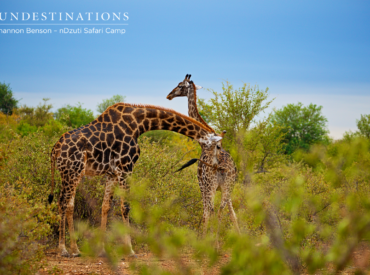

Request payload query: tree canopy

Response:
[271,102,329,154]
[197,82,273,149]
[96,94,126,114]
[0,82,19,115]
[356,114,370,138]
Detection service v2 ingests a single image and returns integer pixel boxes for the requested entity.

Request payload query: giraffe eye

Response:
[217,145,221,150]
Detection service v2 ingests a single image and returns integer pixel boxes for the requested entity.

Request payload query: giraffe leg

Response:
[66,152,87,256]
[66,183,80,256]
[227,199,241,234]
[201,189,216,237]
[215,193,228,250]
[118,176,135,255]
[98,176,116,256]
[58,181,71,257]
[101,177,115,232]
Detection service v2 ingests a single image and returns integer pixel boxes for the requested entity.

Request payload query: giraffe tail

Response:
[48,148,56,204]
[175,158,199,172]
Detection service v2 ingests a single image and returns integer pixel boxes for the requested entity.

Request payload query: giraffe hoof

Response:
[61,250,70,257]
[72,252,81,257]
[98,250,107,258]
[121,250,137,260]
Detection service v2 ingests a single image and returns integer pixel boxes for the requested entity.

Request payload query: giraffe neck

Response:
[100,103,212,141]
[187,82,214,133]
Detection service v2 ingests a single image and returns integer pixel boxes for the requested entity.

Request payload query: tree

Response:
[96,95,126,114]
[356,114,370,138]
[55,103,95,128]
[271,102,329,154]
[0,82,19,115]
[197,82,273,149]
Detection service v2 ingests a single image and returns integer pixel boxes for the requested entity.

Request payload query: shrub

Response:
[54,103,95,128]
[16,98,53,128]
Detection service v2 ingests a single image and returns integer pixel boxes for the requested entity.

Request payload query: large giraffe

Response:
[167,74,240,236]
[49,103,223,257]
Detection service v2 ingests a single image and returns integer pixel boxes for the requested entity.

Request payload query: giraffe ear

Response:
[195,85,203,90]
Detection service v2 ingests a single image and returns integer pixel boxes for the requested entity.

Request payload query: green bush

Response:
[54,103,95,128]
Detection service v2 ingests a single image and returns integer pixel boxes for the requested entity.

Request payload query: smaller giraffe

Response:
[167,74,240,236]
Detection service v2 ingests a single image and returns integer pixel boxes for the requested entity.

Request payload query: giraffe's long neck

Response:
[101,103,212,141]
[187,83,214,133]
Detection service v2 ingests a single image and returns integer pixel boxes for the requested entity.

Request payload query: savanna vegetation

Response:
[1,82,370,274]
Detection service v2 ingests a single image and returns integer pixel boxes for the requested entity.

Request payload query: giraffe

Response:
[167,74,240,236]
[49,103,223,257]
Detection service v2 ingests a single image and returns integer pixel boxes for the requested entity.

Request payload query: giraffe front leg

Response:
[118,177,135,256]
[201,190,216,237]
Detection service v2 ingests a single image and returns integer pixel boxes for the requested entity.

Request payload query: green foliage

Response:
[130,137,203,230]
[41,119,67,138]
[197,81,273,149]
[0,130,60,274]
[0,82,19,115]
[231,116,286,183]
[16,120,38,136]
[0,185,49,275]
[2,92,370,274]
[140,130,178,144]
[16,98,53,127]
[96,94,126,114]
[357,114,370,138]
[271,102,329,154]
[54,103,95,128]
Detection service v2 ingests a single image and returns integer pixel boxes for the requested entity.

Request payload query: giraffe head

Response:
[198,133,223,151]
[166,74,203,100]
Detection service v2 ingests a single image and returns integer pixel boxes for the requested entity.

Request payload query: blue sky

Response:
[0,1,369,138]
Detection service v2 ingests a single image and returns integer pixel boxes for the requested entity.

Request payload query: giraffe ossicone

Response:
[49,102,222,257]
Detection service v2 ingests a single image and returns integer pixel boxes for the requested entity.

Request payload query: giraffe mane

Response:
[107,102,216,133]
[190,82,215,133]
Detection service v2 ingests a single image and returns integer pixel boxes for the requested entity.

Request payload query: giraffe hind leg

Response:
[67,152,87,256]
[216,198,228,250]
[58,153,87,257]
[98,176,116,257]
[118,175,135,255]
[58,181,71,257]
[65,183,80,256]
[227,200,241,234]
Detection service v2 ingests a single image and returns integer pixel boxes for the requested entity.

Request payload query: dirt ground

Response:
[37,248,230,275]
[37,243,370,275]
